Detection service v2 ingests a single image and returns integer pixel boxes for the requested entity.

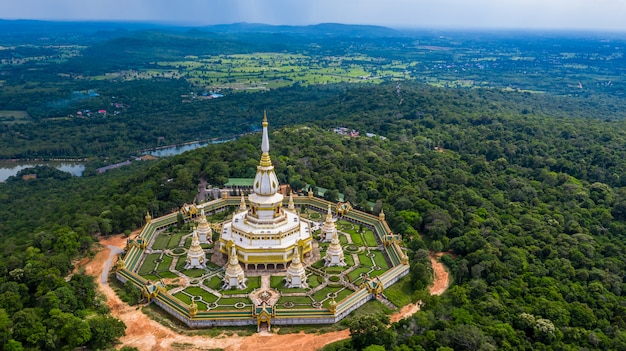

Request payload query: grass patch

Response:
[363,230,378,247]
[157,271,178,279]
[180,268,206,278]
[339,234,349,245]
[0,110,31,124]
[205,276,223,290]
[175,256,186,271]
[383,275,414,307]
[168,231,186,248]
[349,232,365,246]
[277,296,313,305]
[358,253,372,267]
[311,259,325,269]
[347,267,371,282]
[372,251,389,269]
[270,275,285,289]
[173,292,193,304]
[312,287,342,302]
[217,297,249,306]
[138,253,161,274]
[344,254,355,266]
[152,233,170,250]
[307,274,324,288]
[159,255,173,270]
[183,286,218,303]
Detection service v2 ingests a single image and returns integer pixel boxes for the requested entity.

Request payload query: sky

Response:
[1,0,626,31]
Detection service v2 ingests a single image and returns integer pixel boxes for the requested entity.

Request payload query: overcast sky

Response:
[1,0,625,31]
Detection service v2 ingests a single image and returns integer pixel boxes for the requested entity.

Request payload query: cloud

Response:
[0,0,625,30]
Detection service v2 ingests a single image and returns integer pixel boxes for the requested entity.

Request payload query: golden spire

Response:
[379,208,385,220]
[239,194,247,212]
[326,204,333,222]
[288,192,295,211]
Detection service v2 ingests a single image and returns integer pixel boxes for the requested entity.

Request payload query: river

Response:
[0,161,85,182]
[146,137,236,157]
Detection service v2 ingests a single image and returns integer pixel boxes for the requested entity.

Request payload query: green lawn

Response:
[358,253,373,267]
[138,253,161,274]
[384,275,414,307]
[312,287,342,302]
[151,234,170,250]
[347,267,371,283]
[307,274,324,289]
[348,232,365,246]
[204,276,223,290]
[372,251,389,269]
[363,230,378,247]
[277,296,313,305]
[173,292,192,304]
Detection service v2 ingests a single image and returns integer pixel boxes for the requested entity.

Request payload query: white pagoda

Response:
[218,113,313,270]
[320,204,338,242]
[285,247,308,288]
[324,231,346,267]
[196,209,212,244]
[185,230,206,269]
[223,246,246,289]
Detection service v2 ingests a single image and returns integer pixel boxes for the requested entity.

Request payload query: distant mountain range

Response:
[0,20,401,44]
[201,22,400,37]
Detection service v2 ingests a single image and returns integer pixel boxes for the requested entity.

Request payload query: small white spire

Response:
[261,111,270,154]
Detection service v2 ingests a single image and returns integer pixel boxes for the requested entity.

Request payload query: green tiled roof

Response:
[225,178,255,186]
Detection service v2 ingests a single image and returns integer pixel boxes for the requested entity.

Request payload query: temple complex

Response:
[218,113,313,270]
[115,111,410,332]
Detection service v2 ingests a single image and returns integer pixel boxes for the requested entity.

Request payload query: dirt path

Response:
[84,235,450,351]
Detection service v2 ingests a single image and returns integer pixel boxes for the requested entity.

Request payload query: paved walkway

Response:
[261,275,271,290]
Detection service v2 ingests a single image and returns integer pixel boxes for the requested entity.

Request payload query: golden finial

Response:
[262,110,268,127]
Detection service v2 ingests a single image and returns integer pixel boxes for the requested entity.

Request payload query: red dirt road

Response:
[84,234,450,351]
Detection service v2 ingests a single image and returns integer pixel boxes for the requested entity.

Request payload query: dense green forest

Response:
[2,81,626,349]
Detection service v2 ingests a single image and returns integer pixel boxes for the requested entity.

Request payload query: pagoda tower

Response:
[321,204,337,242]
[285,247,308,288]
[223,246,246,289]
[196,209,212,244]
[324,231,346,267]
[218,113,313,269]
[287,192,296,212]
[185,230,206,269]
[239,194,247,212]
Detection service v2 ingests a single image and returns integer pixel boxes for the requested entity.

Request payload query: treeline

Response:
[2,80,626,162]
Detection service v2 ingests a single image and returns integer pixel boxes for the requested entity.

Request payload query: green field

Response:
[0,110,30,125]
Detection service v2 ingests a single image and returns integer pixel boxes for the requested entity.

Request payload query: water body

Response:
[147,138,235,157]
[0,161,85,182]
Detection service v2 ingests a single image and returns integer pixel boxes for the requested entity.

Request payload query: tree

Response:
[0,308,11,347]
[350,315,395,350]
[88,315,126,350]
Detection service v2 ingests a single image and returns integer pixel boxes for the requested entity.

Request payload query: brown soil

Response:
[429,252,450,296]
[84,234,450,351]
